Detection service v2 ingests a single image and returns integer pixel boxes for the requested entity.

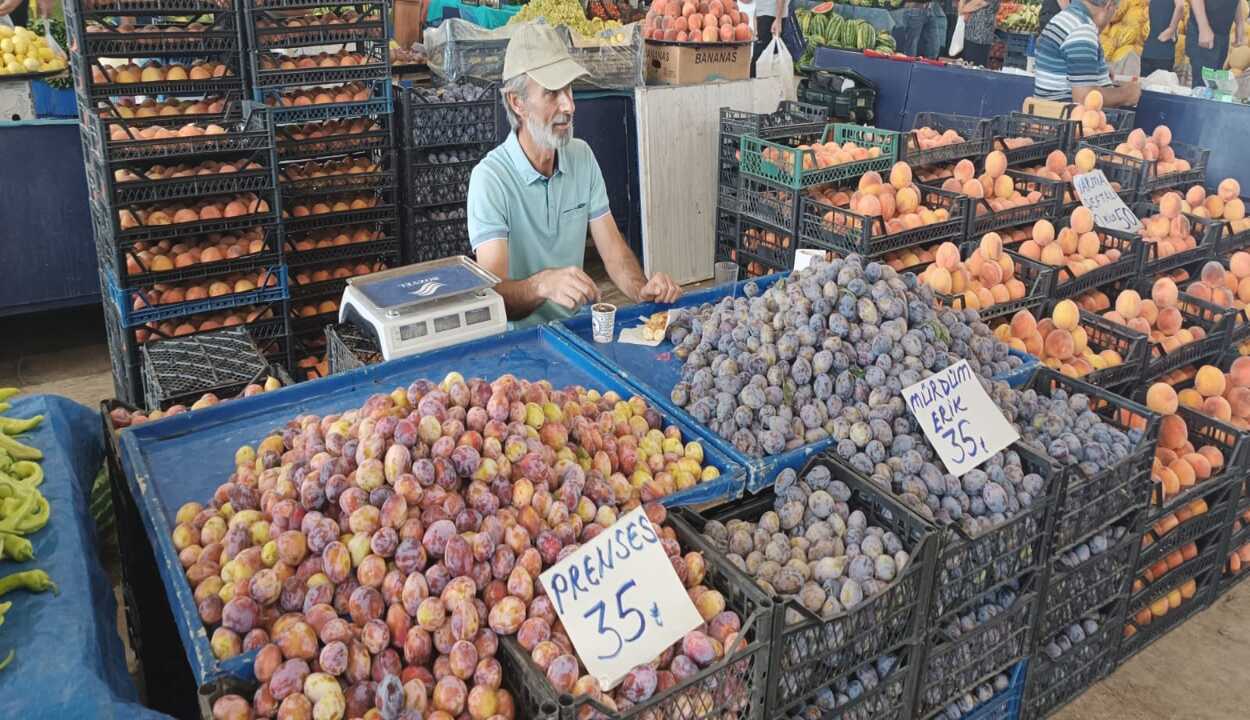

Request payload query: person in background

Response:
[922,0,950,57]
[1141,0,1184,76]
[957,0,1001,65]
[893,0,942,56]
[1187,0,1245,86]
[1034,0,1142,105]
[0,0,29,27]
[468,25,681,328]
[752,0,792,75]
[1038,0,1068,37]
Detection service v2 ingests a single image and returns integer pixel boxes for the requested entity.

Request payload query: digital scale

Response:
[339,256,507,361]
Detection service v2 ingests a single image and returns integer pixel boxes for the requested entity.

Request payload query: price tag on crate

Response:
[538,506,703,690]
[903,359,1018,476]
[1073,170,1142,233]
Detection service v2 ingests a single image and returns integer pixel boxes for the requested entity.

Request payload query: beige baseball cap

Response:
[502,24,589,91]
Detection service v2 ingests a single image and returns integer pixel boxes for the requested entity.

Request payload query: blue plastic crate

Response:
[116,325,748,688]
[106,266,290,328]
[993,349,1040,388]
[31,80,76,118]
[553,273,833,494]
[963,660,1027,720]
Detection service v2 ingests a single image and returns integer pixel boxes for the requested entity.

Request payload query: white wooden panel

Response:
[634,78,793,285]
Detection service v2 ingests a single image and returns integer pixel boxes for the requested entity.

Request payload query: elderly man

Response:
[467,25,681,328]
[1033,0,1141,106]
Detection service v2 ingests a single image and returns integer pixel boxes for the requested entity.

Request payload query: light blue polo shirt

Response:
[467,131,611,328]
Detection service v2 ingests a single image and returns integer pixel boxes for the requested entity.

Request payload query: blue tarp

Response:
[0,395,164,720]
[117,326,747,688]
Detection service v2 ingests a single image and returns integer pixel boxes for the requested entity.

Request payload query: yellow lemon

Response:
[22,57,39,72]
[4,62,20,75]
[0,26,13,39]
[12,38,29,56]
[0,39,13,54]
[37,47,53,62]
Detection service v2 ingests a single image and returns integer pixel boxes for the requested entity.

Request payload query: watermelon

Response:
[843,20,861,48]
[812,2,835,13]
[796,8,813,35]
[824,15,844,46]
[857,23,875,50]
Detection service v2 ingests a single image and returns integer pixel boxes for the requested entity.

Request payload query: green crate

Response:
[739,123,900,189]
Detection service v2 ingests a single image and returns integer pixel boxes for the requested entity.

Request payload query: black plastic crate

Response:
[243,1,387,51]
[739,175,801,233]
[933,248,1053,324]
[1078,139,1211,200]
[1024,602,1122,720]
[280,151,397,198]
[738,214,798,271]
[1046,227,1142,301]
[499,509,773,720]
[403,215,471,264]
[285,222,399,268]
[108,265,288,328]
[1216,483,1250,597]
[249,44,391,90]
[86,101,273,165]
[1061,106,1136,153]
[1025,368,1159,555]
[138,326,268,409]
[1117,542,1221,664]
[91,189,280,246]
[325,322,381,373]
[275,112,393,161]
[261,79,393,121]
[396,80,500,149]
[1139,292,1234,384]
[684,458,939,718]
[776,645,918,720]
[403,150,486,207]
[829,442,1061,625]
[915,586,1038,719]
[289,253,395,301]
[87,151,276,208]
[1038,527,1137,636]
[73,51,244,102]
[1039,302,1149,392]
[719,101,828,139]
[966,171,1065,237]
[718,158,740,213]
[102,289,143,405]
[280,188,399,234]
[799,184,967,260]
[992,113,1073,167]
[1131,201,1221,278]
[66,1,243,59]
[899,113,994,167]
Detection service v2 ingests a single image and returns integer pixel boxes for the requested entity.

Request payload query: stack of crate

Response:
[244,0,401,379]
[67,0,286,405]
[395,80,500,264]
[716,102,827,277]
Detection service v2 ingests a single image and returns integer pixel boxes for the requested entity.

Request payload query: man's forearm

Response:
[603,250,646,302]
[494,276,547,321]
[1101,84,1138,106]
[1191,0,1212,31]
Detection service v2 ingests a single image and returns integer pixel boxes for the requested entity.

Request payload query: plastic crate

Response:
[275,112,393,161]
[90,189,280,246]
[899,113,994,167]
[718,101,828,140]
[916,590,1037,719]
[498,510,773,720]
[73,56,245,102]
[739,175,802,233]
[933,248,1053,324]
[1025,368,1159,555]
[1046,227,1142,301]
[1078,139,1211,200]
[736,214,798,271]
[1039,527,1138,636]
[403,152,484,207]
[325,322,381,373]
[775,645,918,720]
[739,123,900,189]
[248,44,391,90]
[798,183,967,259]
[1024,605,1120,720]
[86,153,276,208]
[132,301,289,347]
[139,328,273,410]
[103,289,143,405]
[1132,201,1221,278]
[684,458,939,718]
[1216,480,1250,597]
[97,223,281,290]
[65,0,243,59]
[86,101,273,166]
[280,153,397,198]
[1139,292,1234,384]
[403,214,471,264]
[286,225,399,269]
[1117,540,1221,664]
[966,171,1065,237]
[1040,302,1149,392]
[395,80,500,149]
[718,158,740,212]
[108,266,288,327]
[243,1,387,51]
[962,659,1028,720]
[992,113,1074,167]
[1062,106,1136,153]
[262,80,393,120]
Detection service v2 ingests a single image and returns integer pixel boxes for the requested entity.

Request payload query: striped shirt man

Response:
[1033,1,1112,101]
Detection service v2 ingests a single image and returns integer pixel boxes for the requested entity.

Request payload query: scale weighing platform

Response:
[339,256,507,361]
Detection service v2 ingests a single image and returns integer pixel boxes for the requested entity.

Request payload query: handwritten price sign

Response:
[1072,170,1142,234]
[538,507,703,690]
[903,360,1019,476]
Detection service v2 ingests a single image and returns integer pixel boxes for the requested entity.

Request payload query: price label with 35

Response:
[538,507,703,690]
[903,359,1019,476]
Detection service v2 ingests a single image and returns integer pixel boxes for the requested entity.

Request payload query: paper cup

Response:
[591,303,617,343]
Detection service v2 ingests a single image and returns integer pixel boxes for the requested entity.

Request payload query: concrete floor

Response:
[3,280,1249,718]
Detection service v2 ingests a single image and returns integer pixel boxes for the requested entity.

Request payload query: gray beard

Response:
[528,117,573,150]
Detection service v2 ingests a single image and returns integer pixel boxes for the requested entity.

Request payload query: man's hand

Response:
[0,0,24,16]
[1199,24,1215,49]
[771,17,782,34]
[534,266,600,310]
[1157,27,1176,42]
[638,273,682,304]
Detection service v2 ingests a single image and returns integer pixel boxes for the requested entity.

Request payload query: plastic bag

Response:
[949,16,966,57]
[757,37,794,83]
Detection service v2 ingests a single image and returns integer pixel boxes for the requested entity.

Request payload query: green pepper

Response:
[9,462,41,488]
[0,569,56,596]
[0,435,39,462]
[0,389,19,403]
[0,416,41,436]
[0,533,32,562]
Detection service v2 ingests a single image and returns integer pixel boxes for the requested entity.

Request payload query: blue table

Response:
[0,395,163,720]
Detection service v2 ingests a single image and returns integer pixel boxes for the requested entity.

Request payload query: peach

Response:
[1195,365,1227,397]
[1071,207,1095,234]
[1203,396,1233,421]
[1115,289,1142,319]
[953,158,976,182]
[1159,413,1188,450]
[1052,299,1080,331]
[889,162,912,190]
[1146,383,1179,415]
[1045,329,1075,360]
[934,242,960,270]
[1010,309,1037,338]
[1075,147,1096,173]
[1033,219,1056,246]
[985,150,1008,179]
[1156,306,1183,335]
[1153,125,1172,146]
[1152,277,1179,308]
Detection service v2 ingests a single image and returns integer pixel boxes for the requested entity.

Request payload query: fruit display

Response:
[1101,279,1212,375]
[103,96,231,119]
[284,192,384,219]
[278,118,387,158]
[83,18,228,35]
[0,24,67,76]
[124,229,270,276]
[108,376,286,425]
[106,121,233,143]
[130,269,281,309]
[918,236,1032,313]
[1141,382,1234,507]
[134,304,280,344]
[291,261,386,289]
[1099,0,1150,64]
[388,40,427,66]
[1066,90,1120,138]
[1016,210,1126,278]
[996,1,1040,33]
[1169,358,1250,430]
[252,7,382,37]
[1225,505,1250,576]
[173,373,745,718]
[1154,181,1249,228]
[257,51,376,72]
[294,298,339,319]
[761,138,885,176]
[1016,149,1124,210]
[264,82,378,108]
[934,152,1046,216]
[89,60,234,85]
[796,9,896,56]
[922,586,1025,718]
[511,0,625,40]
[883,242,938,272]
[288,225,384,254]
[642,0,753,44]
[280,156,383,183]
[997,302,1131,378]
[1102,125,1195,179]
[910,126,969,152]
[589,0,646,24]
[780,651,906,719]
[117,193,272,230]
[807,162,955,236]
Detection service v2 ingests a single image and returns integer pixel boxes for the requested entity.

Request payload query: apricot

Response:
[888,162,912,190]
[1044,328,1075,360]
[1051,299,1080,331]
[1226,199,1246,222]
[1194,365,1227,397]
[953,158,976,182]
[1203,396,1233,421]
[1075,147,1096,173]
[1041,243,1065,266]
[962,179,984,198]
[1159,413,1188,450]
[1198,444,1225,470]
[985,151,1008,179]
[1156,306,1183,335]
[1153,125,1172,146]
[1010,309,1037,338]
[1152,277,1179,308]
[1169,458,1197,488]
